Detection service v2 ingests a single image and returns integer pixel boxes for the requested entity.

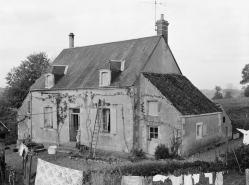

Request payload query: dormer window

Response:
[45,73,54,88]
[99,69,111,86]
[109,60,125,71]
[45,65,68,88]
[52,65,68,75]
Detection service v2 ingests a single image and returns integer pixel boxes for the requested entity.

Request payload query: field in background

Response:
[212,97,249,131]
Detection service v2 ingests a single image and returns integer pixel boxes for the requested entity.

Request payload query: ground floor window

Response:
[149,126,158,139]
[102,109,110,132]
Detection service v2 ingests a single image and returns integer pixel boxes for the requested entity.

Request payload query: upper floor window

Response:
[102,109,110,132]
[99,69,110,86]
[44,107,53,128]
[45,73,54,88]
[148,101,158,116]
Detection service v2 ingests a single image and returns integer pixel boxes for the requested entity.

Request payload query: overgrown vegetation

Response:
[128,148,146,162]
[155,144,170,160]
[226,145,249,172]
[212,97,249,131]
[82,145,249,184]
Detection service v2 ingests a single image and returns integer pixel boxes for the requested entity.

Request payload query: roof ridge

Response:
[63,35,162,50]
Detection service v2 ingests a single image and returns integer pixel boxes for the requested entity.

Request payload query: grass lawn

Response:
[212,97,249,131]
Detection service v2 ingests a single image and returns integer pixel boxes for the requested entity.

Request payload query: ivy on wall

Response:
[32,90,133,145]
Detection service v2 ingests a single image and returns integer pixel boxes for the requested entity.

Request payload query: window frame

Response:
[147,101,159,116]
[44,107,53,128]
[149,126,159,140]
[102,108,111,133]
[45,73,54,89]
[99,69,111,87]
[70,108,80,128]
[196,122,203,140]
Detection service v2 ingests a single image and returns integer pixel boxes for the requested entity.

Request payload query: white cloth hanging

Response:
[153,175,169,182]
[204,173,213,184]
[192,174,200,184]
[215,172,223,185]
[183,174,192,185]
[35,158,83,185]
[237,128,249,145]
[169,175,183,185]
[121,176,145,185]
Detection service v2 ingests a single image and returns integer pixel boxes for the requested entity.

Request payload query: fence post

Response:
[246,169,249,185]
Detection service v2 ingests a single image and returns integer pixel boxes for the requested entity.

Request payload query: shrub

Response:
[128,148,146,162]
[155,144,170,160]
[227,145,249,171]
[244,85,249,97]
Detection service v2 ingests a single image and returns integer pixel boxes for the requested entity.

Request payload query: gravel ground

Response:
[3,138,246,185]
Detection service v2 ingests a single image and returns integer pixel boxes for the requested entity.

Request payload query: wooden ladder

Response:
[89,99,104,158]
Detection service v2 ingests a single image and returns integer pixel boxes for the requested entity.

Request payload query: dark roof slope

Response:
[0,121,9,135]
[143,72,221,115]
[31,36,162,90]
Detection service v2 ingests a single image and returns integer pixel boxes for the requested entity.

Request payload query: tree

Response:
[224,91,233,98]
[240,64,249,97]
[224,83,234,99]
[240,64,249,85]
[2,52,50,108]
[212,86,223,100]
[245,86,249,97]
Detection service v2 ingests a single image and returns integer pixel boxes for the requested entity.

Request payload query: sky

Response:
[0,0,249,90]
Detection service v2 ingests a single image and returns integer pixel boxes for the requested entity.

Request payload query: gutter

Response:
[180,112,222,118]
[30,86,132,92]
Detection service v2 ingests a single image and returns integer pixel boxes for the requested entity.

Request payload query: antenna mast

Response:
[140,1,166,30]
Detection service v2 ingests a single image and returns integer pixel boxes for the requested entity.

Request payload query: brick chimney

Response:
[156,14,169,43]
[69,33,75,48]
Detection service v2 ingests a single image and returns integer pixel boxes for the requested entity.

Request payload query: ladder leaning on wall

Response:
[89,99,104,158]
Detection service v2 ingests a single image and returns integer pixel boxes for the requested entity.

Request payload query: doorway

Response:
[69,109,80,141]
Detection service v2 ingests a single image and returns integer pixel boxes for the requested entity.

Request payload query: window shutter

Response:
[80,108,84,129]
[45,76,48,87]
[203,123,207,136]
[110,108,117,134]
[90,109,97,132]
[158,126,162,139]
[39,107,44,128]
[53,107,57,130]
[158,101,162,113]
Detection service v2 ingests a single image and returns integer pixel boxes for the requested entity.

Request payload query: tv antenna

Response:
[140,1,166,30]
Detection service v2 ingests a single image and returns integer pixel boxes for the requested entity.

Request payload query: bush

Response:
[155,144,170,160]
[128,148,146,162]
[227,145,249,171]
[244,85,249,97]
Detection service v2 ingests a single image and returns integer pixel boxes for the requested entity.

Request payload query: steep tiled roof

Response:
[143,72,221,115]
[31,36,162,90]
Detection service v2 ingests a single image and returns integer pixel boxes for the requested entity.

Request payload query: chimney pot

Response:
[161,14,164,20]
[156,14,169,44]
[69,33,75,48]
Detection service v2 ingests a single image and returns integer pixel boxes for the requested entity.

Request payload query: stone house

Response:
[18,15,227,156]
